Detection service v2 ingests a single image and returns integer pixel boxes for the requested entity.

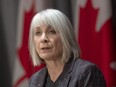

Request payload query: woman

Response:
[29,9,106,87]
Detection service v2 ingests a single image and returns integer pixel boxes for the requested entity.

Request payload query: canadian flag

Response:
[12,0,46,87]
[75,0,116,87]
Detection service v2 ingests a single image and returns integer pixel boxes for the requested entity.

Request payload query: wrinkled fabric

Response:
[29,57,106,87]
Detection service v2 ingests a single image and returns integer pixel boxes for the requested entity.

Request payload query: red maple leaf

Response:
[14,2,45,87]
[78,0,116,86]
[78,0,101,65]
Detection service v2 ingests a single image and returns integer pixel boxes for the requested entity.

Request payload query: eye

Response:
[35,31,41,36]
[48,29,56,34]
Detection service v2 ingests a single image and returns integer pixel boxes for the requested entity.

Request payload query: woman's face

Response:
[33,24,63,61]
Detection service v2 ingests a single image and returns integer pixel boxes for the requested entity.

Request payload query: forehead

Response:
[34,24,52,31]
[33,20,48,28]
[33,19,57,30]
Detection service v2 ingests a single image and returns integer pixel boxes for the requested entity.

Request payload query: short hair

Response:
[29,9,80,66]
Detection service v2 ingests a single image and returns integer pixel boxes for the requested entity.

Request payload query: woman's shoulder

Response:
[72,58,106,86]
[73,58,102,74]
[32,67,46,77]
[75,58,98,68]
[29,67,47,85]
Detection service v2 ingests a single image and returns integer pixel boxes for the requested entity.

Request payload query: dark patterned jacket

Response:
[29,57,106,87]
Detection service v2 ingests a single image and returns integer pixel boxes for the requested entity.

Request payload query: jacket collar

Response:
[35,55,76,87]
[35,67,47,87]
[58,56,76,87]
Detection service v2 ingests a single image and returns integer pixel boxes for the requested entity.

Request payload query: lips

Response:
[40,46,52,50]
[40,47,52,53]
[41,47,51,49]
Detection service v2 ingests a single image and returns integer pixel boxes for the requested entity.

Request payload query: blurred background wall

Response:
[0,0,116,87]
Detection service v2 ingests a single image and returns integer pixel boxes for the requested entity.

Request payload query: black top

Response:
[44,72,61,87]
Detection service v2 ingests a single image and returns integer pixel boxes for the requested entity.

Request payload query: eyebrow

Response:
[34,24,54,31]
[47,25,53,29]
[34,27,40,30]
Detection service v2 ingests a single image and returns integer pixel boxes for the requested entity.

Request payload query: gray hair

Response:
[29,9,80,66]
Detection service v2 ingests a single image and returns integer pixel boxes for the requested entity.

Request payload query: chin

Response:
[39,54,53,60]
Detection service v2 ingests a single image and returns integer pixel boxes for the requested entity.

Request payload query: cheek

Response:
[54,39,63,57]
[54,38,63,50]
[34,38,40,51]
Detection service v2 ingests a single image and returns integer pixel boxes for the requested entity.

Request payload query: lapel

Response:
[58,56,76,87]
[35,67,47,87]
[34,54,76,87]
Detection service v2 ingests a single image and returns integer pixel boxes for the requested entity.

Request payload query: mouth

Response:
[40,47,52,53]
[41,47,51,50]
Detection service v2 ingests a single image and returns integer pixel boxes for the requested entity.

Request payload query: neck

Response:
[45,60,64,82]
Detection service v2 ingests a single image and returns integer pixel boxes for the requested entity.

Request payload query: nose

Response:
[41,33,49,43]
